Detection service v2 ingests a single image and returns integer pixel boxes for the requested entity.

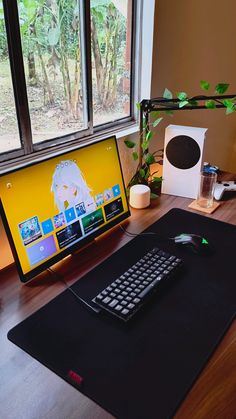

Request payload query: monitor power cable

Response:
[47,267,101,314]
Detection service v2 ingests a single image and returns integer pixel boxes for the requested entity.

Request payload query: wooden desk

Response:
[1,178,236,419]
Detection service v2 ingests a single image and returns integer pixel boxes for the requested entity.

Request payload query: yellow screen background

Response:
[0,137,128,274]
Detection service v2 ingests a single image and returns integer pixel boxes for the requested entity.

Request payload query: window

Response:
[0,0,137,163]
[0,3,21,152]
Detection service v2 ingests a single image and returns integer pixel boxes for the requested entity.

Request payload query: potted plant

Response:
[124,81,236,198]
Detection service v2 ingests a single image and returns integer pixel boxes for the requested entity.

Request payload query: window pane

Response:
[91,0,132,126]
[18,0,86,144]
[0,1,21,154]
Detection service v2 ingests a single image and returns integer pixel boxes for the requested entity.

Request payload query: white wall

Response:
[151,0,236,173]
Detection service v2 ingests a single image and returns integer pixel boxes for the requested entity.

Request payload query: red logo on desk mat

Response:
[67,369,84,387]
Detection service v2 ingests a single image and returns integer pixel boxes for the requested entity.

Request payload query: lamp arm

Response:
[140,94,236,113]
[139,94,236,159]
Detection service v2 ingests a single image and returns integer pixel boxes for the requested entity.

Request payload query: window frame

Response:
[0,0,154,169]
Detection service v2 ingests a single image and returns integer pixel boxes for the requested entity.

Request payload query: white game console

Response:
[162,125,207,199]
[214,180,236,200]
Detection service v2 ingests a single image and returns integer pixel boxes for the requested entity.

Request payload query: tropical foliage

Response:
[0,0,131,146]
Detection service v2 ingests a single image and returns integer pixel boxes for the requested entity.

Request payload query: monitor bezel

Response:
[0,136,130,283]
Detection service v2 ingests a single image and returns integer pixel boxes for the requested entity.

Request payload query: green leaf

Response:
[205,100,216,109]
[132,151,138,161]
[91,0,110,8]
[142,118,148,129]
[145,130,153,141]
[124,140,136,148]
[141,140,149,152]
[223,99,235,114]
[163,88,173,99]
[144,168,150,179]
[21,0,38,22]
[179,100,189,108]
[153,176,162,184]
[136,102,141,110]
[139,168,145,178]
[0,4,4,19]
[215,83,229,94]
[153,117,163,127]
[48,26,60,46]
[200,80,210,91]
[93,10,104,23]
[225,106,235,115]
[223,99,234,108]
[144,153,155,165]
[177,91,188,101]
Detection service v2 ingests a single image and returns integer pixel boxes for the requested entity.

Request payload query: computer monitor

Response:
[0,136,130,282]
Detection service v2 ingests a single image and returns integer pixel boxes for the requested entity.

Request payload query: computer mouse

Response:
[173,233,214,255]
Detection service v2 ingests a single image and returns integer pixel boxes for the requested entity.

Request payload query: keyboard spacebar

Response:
[139,275,164,299]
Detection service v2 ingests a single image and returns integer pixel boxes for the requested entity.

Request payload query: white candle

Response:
[129,184,151,209]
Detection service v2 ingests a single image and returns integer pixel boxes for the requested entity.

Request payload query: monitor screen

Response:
[0,136,130,282]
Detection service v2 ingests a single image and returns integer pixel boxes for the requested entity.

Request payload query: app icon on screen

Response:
[82,208,104,234]
[27,235,57,266]
[104,188,113,202]
[53,212,66,229]
[56,220,82,249]
[75,202,86,217]
[112,184,121,197]
[104,197,124,221]
[95,193,104,207]
[41,218,54,235]
[85,198,97,213]
[18,216,42,246]
[65,207,76,223]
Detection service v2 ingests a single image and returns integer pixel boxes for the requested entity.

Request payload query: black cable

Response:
[47,267,101,314]
[119,224,175,241]
[47,226,174,315]
[119,224,157,237]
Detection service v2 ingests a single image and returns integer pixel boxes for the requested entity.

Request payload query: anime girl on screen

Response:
[51,160,96,213]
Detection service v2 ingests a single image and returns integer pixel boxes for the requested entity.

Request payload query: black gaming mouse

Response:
[173,233,215,255]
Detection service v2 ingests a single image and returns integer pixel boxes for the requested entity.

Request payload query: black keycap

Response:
[93,247,183,321]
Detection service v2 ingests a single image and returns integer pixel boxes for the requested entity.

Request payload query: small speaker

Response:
[161,125,207,199]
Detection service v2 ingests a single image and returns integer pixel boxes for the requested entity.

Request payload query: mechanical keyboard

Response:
[93,247,183,321]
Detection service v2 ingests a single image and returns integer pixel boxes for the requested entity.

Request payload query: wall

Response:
[151,0,236,173]
[0,216,13,269]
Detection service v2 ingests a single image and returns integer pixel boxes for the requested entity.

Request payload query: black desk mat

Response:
[8,209,236,419]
